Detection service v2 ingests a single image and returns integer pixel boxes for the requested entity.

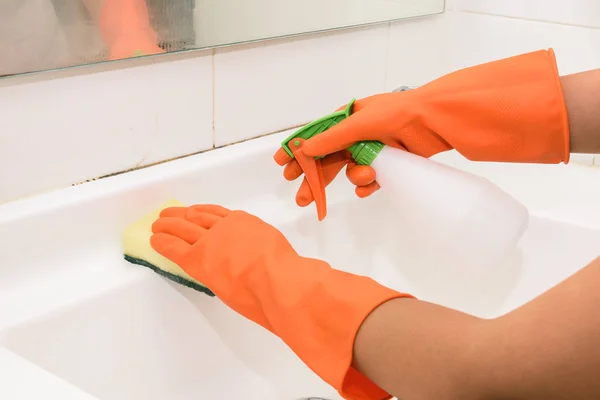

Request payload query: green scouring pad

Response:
[121,199,215,297]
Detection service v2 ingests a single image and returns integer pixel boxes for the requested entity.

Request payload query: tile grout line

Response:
[457,9,600,30]
[211,48,216,148]
[5,123,307,205]
[67,124,308,187]
[382,21,392,90]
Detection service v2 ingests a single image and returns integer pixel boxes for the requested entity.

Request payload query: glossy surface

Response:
[0,131,599,399]
[0,0,443,77]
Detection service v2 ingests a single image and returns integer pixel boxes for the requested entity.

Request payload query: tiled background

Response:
[1,0,599,203]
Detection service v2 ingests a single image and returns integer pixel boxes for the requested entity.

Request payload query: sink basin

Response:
[1,274,337,400]
[1,130,599,399]
[0,347,95,400]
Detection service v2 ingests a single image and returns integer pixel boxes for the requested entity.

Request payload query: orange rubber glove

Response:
[281,48,570,206]
[99,0,165,60]
[150,204,412,400]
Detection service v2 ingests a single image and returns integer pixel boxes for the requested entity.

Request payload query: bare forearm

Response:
[561,69,600,153]
[352,257,600,399]
[353,299,491,399]
[483,256,600,399]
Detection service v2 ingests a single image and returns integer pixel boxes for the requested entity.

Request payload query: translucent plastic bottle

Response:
[350,141,530,272]
[277,89,530,273]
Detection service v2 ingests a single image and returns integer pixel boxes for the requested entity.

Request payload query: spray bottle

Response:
[274,89,529,272]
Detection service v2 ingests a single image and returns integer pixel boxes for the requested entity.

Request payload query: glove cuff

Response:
[273,262,412,400]
[422,48,570,164]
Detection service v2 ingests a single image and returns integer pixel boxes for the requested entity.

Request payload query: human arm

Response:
[354,256,600,400]
[151,205,600,400]
[353,298,488,400]
[276,49,597,205]
[349,68,600,398]
[561,69,600,153]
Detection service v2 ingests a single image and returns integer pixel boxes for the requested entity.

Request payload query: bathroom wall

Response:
[447,0,600,165]
[1,0,599,203]
[0,9,448,204]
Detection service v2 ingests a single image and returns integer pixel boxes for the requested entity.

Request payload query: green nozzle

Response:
[347,141,384,166]
[281,99,384,165]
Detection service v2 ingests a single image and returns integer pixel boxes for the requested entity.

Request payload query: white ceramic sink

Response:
[1,130,600,399]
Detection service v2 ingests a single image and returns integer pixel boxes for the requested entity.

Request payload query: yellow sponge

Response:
[121,199,215,296]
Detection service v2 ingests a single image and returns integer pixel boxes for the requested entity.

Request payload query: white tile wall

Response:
[386,12,452,90]
[570,154,595,166]
[448,1,600,166]
[451,12,600,74]
[212,10,453,147]
[3,0,600,203]
[0,52,213,203]
[212,25,389,146]
[456,0,600,28]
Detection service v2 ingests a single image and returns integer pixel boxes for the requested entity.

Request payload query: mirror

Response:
[1,0,443,77]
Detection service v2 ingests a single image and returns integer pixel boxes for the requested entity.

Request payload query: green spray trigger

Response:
[280,100,355,159]
[275,99,385,221]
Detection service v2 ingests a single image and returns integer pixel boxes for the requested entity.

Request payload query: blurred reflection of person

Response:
[0,0,164,76]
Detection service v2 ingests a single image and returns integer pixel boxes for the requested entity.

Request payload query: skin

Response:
[352,69,600,399]
[562,69,600,153]
[354,257,600,400]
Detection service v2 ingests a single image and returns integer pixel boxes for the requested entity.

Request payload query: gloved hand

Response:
[280,49,570,206]
[150,204,411,400]
[99,0,165,60]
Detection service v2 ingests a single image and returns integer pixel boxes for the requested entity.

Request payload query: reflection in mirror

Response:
[1,0,442,77]
[1,0,189,76]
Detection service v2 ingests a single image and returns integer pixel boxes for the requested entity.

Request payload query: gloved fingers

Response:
[346,162,376,187]
[152,217,205,244]
[160,204,230,221]
[185,208,223,229]
[295,178,314,207]
[159,206,188,219]
[273,147,293,166]
[302,109,377,157]
[189,204,231,217]
[272,103,355,168]
[283,149,351,183]
[283,159,303,181]
[150,232,194,266]
[295,151,350,207]
[355,181,381,198]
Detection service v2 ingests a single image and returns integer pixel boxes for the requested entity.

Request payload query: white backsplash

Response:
[212,24,390,146]
[454,0,600,28]
[0,52,213,203]
[1,0,600,203]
